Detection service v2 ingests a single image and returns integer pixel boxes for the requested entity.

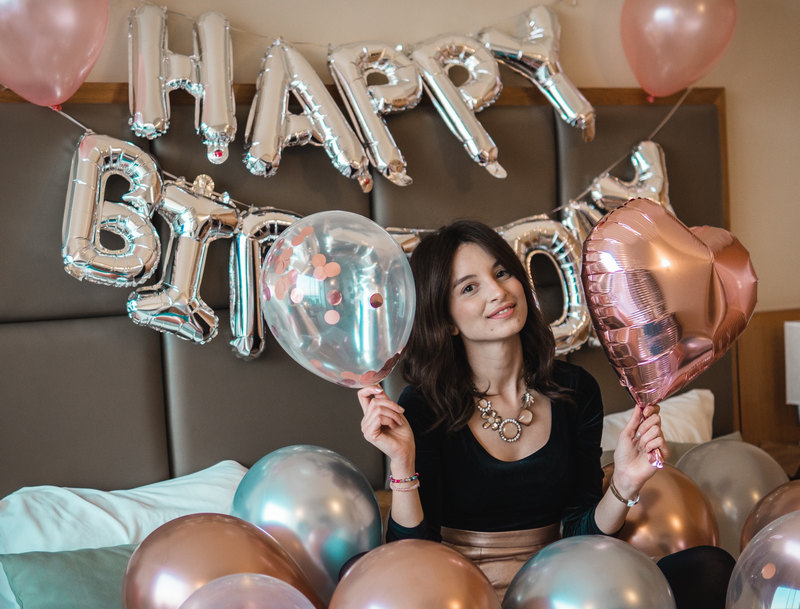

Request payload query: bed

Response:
[0,84,737,608]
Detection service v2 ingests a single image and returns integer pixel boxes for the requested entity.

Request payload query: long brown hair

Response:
[401,220,570,431]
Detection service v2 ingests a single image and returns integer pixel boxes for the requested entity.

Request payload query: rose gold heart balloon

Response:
[582,198,757,409]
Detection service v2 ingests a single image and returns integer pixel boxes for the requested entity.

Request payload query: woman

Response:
[358,220,733,607]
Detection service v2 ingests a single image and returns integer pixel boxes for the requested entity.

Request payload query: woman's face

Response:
[448,242,528,347]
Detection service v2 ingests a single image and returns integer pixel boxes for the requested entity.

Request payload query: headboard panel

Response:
[0,86,734,499]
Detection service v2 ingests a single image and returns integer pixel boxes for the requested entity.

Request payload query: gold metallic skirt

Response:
[441,523,561,601]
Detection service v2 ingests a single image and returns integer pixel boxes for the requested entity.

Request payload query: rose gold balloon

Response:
[122,513,324,609]
[603,463,719,560]
[329,539,501,609]
[620,0,737,97]
[741,480,800,551]
[0,0,110,106]
[582,198,757,409]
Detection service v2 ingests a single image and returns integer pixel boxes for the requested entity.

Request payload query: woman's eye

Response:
[462,284,475,294]
[496,268,510,278]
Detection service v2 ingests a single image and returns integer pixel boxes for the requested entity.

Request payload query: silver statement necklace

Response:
[476,389,534,443]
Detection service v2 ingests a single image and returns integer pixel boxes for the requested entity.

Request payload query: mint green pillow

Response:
[0,544,137,609]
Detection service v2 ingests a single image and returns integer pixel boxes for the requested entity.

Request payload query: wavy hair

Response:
[401,220,571,431]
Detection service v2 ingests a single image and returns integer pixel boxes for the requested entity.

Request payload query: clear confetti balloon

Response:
[726,510,800,608]
[260,210,415,388]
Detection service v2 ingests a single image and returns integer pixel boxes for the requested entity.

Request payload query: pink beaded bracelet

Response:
[389,480,420,492]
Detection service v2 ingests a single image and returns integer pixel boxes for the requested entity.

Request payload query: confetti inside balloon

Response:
[260,210,415,387]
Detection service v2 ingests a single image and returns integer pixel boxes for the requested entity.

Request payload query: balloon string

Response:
[564,86,692,210]
[50,107,92,132]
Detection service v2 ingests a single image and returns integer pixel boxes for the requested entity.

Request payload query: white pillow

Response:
[601,389,714,452]
[0,459,247,554]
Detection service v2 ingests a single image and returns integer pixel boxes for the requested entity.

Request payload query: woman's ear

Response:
[451,326,459,336]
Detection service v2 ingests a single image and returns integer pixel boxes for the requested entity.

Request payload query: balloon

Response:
[504,535,675,609]
[127,175,239,344]
[562,141,672,245]
[62,133,162,287]
[129,5,237,164]
[260,210,415,387]
[480,6,595,141]
[229,207,302,359]
[741,480,800,551]
[122,513,324,609]
[0,0,109,106]
[410,34,506,178]
[499,216,591,355]
[676,439,789,558]
[620,0,737,98]
[603,463,719,560]
[178,573,316,609]
[582,198,757,409]
[232,445,382,603]
[329,539,501,609]
[726,510,800,608]
[244,39,372,192]
[328,41,423,186]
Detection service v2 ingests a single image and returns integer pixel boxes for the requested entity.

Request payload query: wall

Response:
[85,0,800,312]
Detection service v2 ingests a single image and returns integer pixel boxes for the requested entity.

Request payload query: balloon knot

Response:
[50,104,63,111]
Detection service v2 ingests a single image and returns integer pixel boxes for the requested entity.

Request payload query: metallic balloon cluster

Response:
[127,5,593,186]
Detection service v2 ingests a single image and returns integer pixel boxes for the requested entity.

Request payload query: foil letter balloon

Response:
[480,5,595,141]
[128,5,236,163]
[232,445,383,603]
[500,216,590,355]
[581,198,757,409]
[127,175,239,344]
[561,141,672,244]
[62,133,162,287]
[260,210,415,387]
[410,34,506,178]
[229,207,301,359]
[244,40,373,192]
[328,41,423,186]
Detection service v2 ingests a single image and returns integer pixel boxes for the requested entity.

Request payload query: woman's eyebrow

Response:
[452,273,475,289]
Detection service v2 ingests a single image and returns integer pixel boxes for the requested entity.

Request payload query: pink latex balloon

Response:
[620,0,737,97]
[581,198,757,409]
[0,0,110,106]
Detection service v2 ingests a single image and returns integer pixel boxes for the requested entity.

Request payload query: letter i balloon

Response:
[260,210,416,387]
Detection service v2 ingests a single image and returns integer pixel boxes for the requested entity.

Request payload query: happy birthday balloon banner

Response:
[61,131,672,361]
[127,4,595,190]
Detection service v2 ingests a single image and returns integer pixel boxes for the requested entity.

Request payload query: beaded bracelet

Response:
[388,473,419,484]
[389,480,420,492]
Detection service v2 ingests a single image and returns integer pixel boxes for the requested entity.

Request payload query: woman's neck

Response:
[466,336,525,396]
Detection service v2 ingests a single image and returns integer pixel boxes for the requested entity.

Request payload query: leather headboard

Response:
[0,87,734,498]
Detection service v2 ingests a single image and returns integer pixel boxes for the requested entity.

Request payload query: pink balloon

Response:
[620,0,737,97]
[581,198,757,408]
[0,0,110,106]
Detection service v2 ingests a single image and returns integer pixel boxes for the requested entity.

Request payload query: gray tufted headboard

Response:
[0,86,735,499]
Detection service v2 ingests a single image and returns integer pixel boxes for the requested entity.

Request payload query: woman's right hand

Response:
[357,386,415,467]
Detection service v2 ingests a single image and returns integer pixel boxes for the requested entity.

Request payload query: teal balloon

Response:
[232,445,382,604]
[504,535,676,609]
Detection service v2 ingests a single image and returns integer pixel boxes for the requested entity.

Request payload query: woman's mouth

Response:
[488,304,515,319]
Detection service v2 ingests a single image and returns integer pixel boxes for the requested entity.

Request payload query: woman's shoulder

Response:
[397,385,439,433]
[552,359,601,394]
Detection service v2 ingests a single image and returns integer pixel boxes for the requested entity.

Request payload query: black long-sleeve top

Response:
[386,361,606,542]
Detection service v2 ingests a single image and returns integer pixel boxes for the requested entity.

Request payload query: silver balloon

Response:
[244,39,372,192]
[231,445,383,604]
[503,535,676,609]
[726,511,800,609]
[229,207,301,359]
[410,34,506,178]
[329,41,423,186]
[500,216,590,355]
[128,5,236,164]
[676,439,789,559]
[561,141,672,245]
[480,6,595,142]
[62,133,162,287]
[128,175,239,344]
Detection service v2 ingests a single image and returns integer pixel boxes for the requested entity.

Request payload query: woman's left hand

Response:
[611,404,669,500]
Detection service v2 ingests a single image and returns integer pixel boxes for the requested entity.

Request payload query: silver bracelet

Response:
[609,479,640,507]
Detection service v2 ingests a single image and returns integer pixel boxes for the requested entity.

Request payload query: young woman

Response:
[357,220,733,606]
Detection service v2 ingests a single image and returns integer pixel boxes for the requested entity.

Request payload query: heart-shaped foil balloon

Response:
[581,198,757,408]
